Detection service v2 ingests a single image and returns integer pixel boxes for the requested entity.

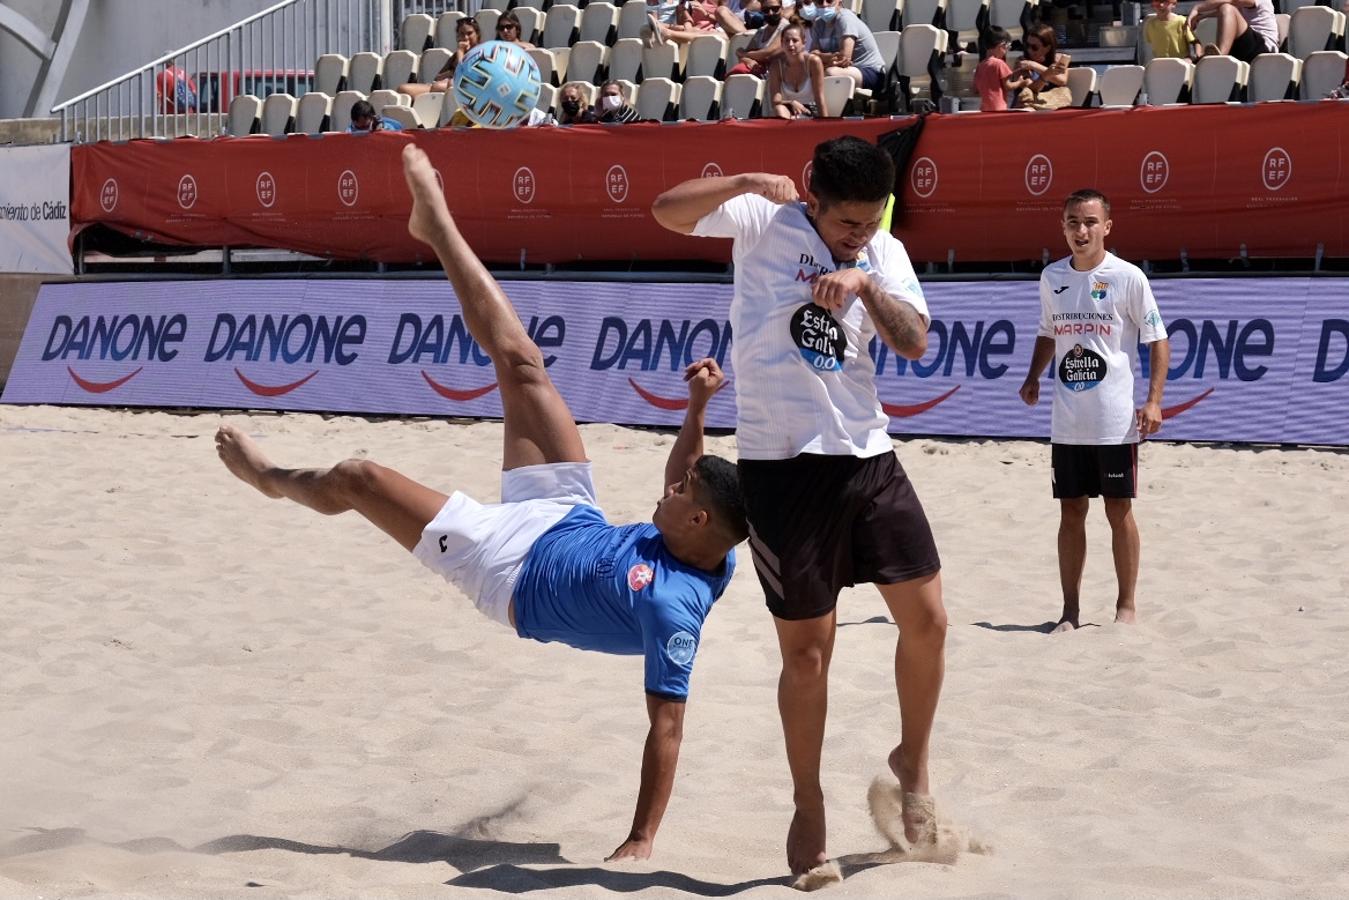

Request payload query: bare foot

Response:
[1115,606,1137,624]
[401,144,453,248]
[215,424,282,499]
[786,805,828,876]
[887,745,935,846]
[1051,618,1078,634]
[791,859,842,892]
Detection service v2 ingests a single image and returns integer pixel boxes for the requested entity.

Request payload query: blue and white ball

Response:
[452,41,542,129]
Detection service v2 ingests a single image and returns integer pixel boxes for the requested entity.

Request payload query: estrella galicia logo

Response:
[1090,281,1108,302]
[790,303,846,372]
[666,631,697,666]
[1058,343,1107,392]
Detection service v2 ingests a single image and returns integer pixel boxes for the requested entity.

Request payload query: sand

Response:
[2,404,1348,899]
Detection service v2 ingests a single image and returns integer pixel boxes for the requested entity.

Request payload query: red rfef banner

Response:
[72,105,1348,265]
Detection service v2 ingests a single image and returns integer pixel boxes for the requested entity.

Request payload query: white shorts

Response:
[412,461,599,628]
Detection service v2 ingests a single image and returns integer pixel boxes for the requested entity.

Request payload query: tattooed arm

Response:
[812,269,929,360]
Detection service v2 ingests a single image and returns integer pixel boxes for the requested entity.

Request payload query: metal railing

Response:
[51,0,401,142]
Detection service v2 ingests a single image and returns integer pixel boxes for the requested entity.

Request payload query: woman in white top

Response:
[768,24,828,118]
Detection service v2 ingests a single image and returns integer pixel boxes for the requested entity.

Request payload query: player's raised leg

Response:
[215,425,447,552]
[402,144,585,471]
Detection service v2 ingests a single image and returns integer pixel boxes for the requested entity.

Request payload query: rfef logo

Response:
[1025,154,1052,197]
[606,165,629,203]
[911,156,938,199]
[701,162,723,179]
[801,160,813,192]
[338,169,359,207]
[256,171,277,208]
[1140,151,1168,194]
[628,563,654,591]
[1262,147,1292,191]
[100,178,119,213]
[513,166,536,204]
[177,175,198,210]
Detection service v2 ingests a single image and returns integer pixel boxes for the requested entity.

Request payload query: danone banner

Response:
[0,144,72,274]
[3,277,1348,445]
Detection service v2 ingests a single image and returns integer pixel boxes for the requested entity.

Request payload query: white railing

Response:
[51,0,403,142]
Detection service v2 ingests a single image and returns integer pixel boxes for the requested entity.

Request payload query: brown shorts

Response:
[738,452,942,621]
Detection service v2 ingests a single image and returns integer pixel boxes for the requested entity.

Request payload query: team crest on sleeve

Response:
[627,563,654,590]
[1090,281,1109,302]
[666,631,697,666]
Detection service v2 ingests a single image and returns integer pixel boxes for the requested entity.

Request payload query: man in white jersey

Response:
[652,136,948,875]
[216,145,748,863]
[1019,189,1170,633]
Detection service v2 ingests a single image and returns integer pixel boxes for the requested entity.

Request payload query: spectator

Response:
[801,0,887,92]
[398,54,456,100]
[495,11,536,49]
[768,24,828,117]
[348,99,405,132]
[556,82,592,124]
[646,0,723,45]
[974,27,1017,111]
[1144,0,1199,59]
[156,60,198,113]
[716,0,766,36]
[1008,23,1072,109]
[583,81,641,122]
[1186,0,1278,63]
[726,0,790,76]
[453,18,483,65]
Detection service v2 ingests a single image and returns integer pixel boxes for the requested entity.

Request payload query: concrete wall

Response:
[0,273,54,389]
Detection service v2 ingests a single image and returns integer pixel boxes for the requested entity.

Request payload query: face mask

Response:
[798,3,818,20]
[601,94,623,112]
[817,6,838,21]
[561,99,581,114]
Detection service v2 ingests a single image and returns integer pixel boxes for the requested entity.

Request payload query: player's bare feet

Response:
[786,804,828,875]
[401,144,453,248]
[215,425,282,499]
[1115,605,1137,624]
[887,744,936,846]
[1051,618,1078,634]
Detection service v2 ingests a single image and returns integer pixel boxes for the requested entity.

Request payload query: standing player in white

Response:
[652,136,948,875]
[1019,189,1170,633]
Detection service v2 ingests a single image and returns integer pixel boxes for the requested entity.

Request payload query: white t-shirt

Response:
[1037,252,1168,445]
[693,193,929,460]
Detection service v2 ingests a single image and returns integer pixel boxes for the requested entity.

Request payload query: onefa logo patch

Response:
[1059,343,1106,391]
[666,630,697,666]
[790,304,846,372]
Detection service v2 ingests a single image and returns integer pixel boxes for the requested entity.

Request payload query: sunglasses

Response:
[763,5,782,9]
[498,23,518,29]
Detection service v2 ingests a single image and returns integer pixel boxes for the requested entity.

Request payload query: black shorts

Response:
[1052,443,1138,499]
[1229,27,1268,63]
[738,452,941,621]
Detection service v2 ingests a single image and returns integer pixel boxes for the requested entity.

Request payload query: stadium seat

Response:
[411,91,445,126]
[1300,49,1348,97]
[515,7,547,44]
[529,48,566,86]
[295,91,332,134]
[609,38,645,81]
[636,77,680,119]
[330,91,366,132]
[419,48,454,83]
[315,54,348,95]
[945,0,989,54]
[679,74,722,119]
[382,105,422,129]
[1098,64,1144,106]
[1288,6,1345,60]
[722,72,763,118]
[821,74,862,116]
[475,9,502,37]
[439,89,461,125]
[1280,0,1318,11]
[1276,12,1291,50]
[862,0,903,33]
[574,82,599,106]
[580,2,621,45]
[401,13,434,51]
[1144,57,1193,103]
[347,52,383,94]
[536,83,558,115]
[568,41,610,83]
[872,29,901,98]
[896,24,948,108]
[1192,54,1249,102]
[514,0,547,9]
[644,42,681,81]
[617,0,651,40]
[904,0,946,28]
[227,94,262,136]
[368,89,409,111]
[543,4,583,47]
[483,0,512,9]
[435,11,466,48]
[1192,16,1217,48]
[988,0,1035,43]
[1248,52,1301,100]
[685,33,728,78]
[261,93,297,136]
[382,50,419,90]
[727,31,755,60]
[1066,65,1097,106]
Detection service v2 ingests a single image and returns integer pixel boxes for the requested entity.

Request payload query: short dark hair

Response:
[809,136,894,208]
[1064,189,1111,216]
[692,455,748,546]
[350,99,377,121]
[983,26,1011,55]
[496,10,522,31]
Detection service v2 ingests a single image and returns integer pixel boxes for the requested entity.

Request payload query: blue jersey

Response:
[513,505,735,701]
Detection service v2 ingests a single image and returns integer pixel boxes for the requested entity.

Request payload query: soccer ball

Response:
[452,41,542,129]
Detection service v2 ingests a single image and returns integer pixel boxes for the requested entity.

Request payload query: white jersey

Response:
[692,193,929,460]
[1037,252,1168,445]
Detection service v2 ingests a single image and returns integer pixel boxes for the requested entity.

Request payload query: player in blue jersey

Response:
[215,144,748,863]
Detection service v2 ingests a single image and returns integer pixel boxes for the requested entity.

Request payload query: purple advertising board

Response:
[4,278,1347,445]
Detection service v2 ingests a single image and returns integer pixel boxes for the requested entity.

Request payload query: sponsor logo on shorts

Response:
[627,563,654,590]
[666,630,697,666]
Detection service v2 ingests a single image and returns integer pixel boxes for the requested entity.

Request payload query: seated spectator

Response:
[974,27,1017,110]
[1186,0,1277,63]
[726,1,789,76]
[647,0,723,45]
[398,55,456,100]
[453,19,483,65]
[1144,0,1199,59]
[768,24,827,117]
[715,0,765,36]
[801,0,886,92]
[495,12,536,50]
[1007,23,1072,109]
[583,81,641,122]
[556,82,592,124]
[348,99,405,132]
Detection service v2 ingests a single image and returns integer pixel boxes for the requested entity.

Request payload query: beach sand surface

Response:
[2,405,1347,899]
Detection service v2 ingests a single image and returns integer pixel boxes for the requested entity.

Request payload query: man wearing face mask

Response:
[583,81,641,123]
[726,0,791,76]
[801,0,887,92]
[556,82,591,125]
